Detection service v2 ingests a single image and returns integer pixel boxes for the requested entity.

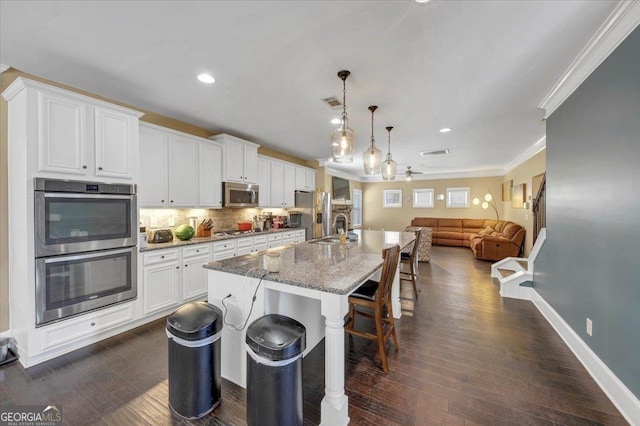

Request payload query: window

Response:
[352,189,362,228]
[446,187,470,208]
[413,188,434,208]
[383,189,402,208]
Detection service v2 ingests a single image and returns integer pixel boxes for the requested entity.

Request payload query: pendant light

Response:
[381,126,397,180]
[330,70,355,163]
[362,105,382,174]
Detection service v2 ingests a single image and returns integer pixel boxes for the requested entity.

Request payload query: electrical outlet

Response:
[586,318,593,336]
[168,216,175,226]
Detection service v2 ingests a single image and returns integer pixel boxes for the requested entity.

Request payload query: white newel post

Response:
[320,292,350,426]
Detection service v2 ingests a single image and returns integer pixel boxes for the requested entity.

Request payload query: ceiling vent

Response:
[420,148,450,156]
[322,96,343,109]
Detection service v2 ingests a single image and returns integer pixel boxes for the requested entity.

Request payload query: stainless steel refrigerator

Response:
[293,191,331,240]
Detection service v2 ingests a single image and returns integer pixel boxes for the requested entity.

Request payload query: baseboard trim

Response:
[530,289,640,423]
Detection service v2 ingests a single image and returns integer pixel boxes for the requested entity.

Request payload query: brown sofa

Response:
[410,218,525,261]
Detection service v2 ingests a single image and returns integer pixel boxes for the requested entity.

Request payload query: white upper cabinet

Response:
[139,126,169,207]
[139,123,222,209]
[94,106,137,179]
[199,141,223,208]
[2,78,142,180]
[257,156,271,208]
[209,134,259,184]
[167,134,198,207]
[295,166,316,191]
[270,160,296,208]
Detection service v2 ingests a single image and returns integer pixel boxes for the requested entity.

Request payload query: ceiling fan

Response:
[397,166,424,181]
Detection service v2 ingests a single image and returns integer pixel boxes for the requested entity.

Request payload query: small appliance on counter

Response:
[288,212,302,228]
[149,229,173,244]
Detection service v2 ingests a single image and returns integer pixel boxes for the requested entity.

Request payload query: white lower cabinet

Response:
[267,233,283,249]
[236,237,253,256]
[283,229,306,245]
[253,235,267,252]
[142,245,211,316]
[213,240,237,261]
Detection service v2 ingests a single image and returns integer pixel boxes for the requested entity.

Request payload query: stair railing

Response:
[533,174,546,245]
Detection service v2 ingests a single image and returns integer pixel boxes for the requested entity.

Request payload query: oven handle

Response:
[43,192,134,200]
[42,247,136,264]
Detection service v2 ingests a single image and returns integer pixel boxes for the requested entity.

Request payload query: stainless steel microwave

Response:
[223,182,259,207]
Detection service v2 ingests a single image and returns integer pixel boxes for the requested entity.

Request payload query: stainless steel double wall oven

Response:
[34,178,137,326]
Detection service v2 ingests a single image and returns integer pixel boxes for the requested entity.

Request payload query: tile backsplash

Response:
[139,208,289,232]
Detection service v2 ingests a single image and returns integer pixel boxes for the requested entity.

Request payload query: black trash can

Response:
[166,301,223,419]
[246,314,306,426]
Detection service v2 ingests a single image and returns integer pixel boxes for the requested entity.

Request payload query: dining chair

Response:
[345,244,400,373]
[399,229,422,300]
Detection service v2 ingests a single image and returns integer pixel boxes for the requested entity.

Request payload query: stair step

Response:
[516,260,528,269]
[497,268,516,279]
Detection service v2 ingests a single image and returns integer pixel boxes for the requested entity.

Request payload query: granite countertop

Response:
[139,227,303,252]
[204,229,416,295]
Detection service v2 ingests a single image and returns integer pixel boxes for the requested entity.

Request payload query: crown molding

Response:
[502,136,546,175]
[539,1,640,118]
[0,64,9,73]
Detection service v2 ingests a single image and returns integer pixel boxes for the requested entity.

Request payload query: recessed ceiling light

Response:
[197,73,215,84]
[439,128,452,133]
[420,149,450,156]
[330,118,341,125]
[415,0,432,3]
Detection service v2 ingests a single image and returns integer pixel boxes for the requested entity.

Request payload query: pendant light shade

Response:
[331,70,355,163]
[381,126,397,180]
[362,105,382,174]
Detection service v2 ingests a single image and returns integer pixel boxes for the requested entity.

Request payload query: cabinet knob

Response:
[170,200,174,203]
[185,264,188,267]
[161,199,165,203]
[196,249,200,252]
[176,266,180,269]
[98,166,103,171]
[161,255,165,259]
[90,322,95,327]
[82,165,87,169]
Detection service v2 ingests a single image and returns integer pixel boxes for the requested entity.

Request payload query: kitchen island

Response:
[205,229,415,426]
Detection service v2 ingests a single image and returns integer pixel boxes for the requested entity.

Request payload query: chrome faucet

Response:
[332,213,348,234]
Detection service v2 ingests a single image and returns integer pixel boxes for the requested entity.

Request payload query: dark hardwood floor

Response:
[0,246,628,425]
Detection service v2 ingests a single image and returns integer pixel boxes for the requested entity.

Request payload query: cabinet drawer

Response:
[143,249,179,266]
[282,231,295,239]
[183,244,210,258]
[253,235,267,245]
[236,237,253,248]
[41,303,134,350]
[213,249,236,261]
[214,241,236,252]
[267,233,282,242]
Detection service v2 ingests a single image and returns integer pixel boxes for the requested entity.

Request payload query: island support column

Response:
[391,264,402,319]
[320,292,350,426]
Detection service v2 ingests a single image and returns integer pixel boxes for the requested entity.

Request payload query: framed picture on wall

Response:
[511,183,526,208]
[383,189,402,208]
[413,188,434,208]
[502,180,512,201]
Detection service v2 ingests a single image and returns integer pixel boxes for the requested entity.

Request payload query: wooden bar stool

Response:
[345,245,400,373]
[400,229,422,300]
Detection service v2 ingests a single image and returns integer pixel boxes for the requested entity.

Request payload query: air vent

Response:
[420,149,450,156]
[322,96,342,109]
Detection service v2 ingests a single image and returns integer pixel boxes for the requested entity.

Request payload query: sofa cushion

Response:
[478,226,495,236]
[438,219,462,231]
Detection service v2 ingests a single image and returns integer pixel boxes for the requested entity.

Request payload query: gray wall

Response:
[535,27,640,398]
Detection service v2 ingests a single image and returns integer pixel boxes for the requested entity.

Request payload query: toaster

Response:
[149,229,173,243]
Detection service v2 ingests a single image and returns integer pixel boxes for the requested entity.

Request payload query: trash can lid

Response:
[246,314,306,361]
[167,301,223,341]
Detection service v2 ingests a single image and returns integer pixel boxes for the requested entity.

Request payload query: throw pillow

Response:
[478,226,495,236]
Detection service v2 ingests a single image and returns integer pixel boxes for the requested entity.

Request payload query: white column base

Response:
[320,393,350,426]
[391,264,402,319]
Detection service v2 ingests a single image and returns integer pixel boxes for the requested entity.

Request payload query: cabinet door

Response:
[143,261,180,315]
[270,161,285,207]
[243,144,258,183]
[94,106,136,179]
[295,167,307,190]
[224,138,245,182]
[199,141,223,208]
[257,157,271,207]
[139,127,169,207]
[306,169,316,191]
[38,91,90,175]
[283,164,296,208]
[168,135,198,207]
[183,255,209,300]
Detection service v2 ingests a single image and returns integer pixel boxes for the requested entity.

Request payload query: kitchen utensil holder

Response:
[196,224,211,238]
